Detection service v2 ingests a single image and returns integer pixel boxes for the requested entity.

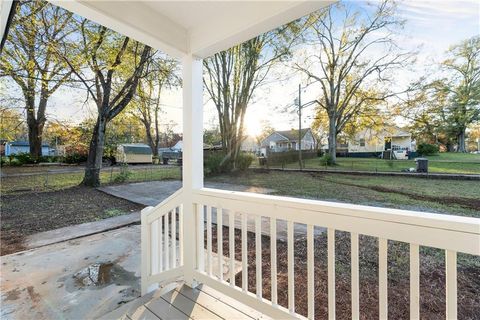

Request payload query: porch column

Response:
[182,54,203,287]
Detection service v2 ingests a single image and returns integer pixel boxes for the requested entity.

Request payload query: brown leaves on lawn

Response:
[209,225,480,319]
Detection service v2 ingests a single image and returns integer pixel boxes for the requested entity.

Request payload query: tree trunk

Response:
[457,129,467,153]
[327,113,337,163]
[28,122,43,159]
[82,116,107,187]
[25,99,45,160]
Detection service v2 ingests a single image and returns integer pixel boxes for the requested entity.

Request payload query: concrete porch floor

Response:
[1,225,143,319]
[1,223,242,320]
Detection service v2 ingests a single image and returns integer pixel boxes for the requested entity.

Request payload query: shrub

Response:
[9,158,22,166]
[204,152,232,175]
[15,152,35,165]
[417,143,439,156]
[64,153,88,164]
[235,153,254,171]
[319,154,335,166]
[113,164,131,183]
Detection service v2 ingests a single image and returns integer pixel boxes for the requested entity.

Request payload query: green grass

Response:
[266,153,480,174]
[207,170,480,218]
[1,166,181,194]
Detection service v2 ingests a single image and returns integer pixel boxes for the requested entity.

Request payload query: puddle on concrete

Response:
[3,288,21,301]
[62,262,139,293]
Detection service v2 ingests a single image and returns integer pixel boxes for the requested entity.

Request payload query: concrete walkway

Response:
[98,180,275,207]
[25,212,141,249]
[99,180,324,240]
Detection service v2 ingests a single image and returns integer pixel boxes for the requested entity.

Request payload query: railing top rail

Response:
[194,188,480,235]
[145,188,184,223]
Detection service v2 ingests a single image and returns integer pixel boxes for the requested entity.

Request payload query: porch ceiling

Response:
[48,0,334,59]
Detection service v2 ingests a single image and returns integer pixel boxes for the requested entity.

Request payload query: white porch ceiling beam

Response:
[0,0,13,44]
[48,1,334,59]
[189,1,335,58]
[49,0,189,58]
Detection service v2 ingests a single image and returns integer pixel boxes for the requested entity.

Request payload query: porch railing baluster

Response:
[288,220,294,314]
[351,232,359,320]
[229,211,235,287]
[307,224,314,320]
[217,207,223,281]
[328,228,335,319]
[255,215,262,299]
[379,238,388,319]
[207,205,213,276]
[410,243,420,320]
[172,209,176,269]
[197,204,205,272]
[164,211,169,270]
[242,212,248,292]
[270,217,277,307]
[179,205,184,266]
[158,218,163,272]
[446,250,457,319]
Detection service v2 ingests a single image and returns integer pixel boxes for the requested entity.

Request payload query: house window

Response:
[360,138,365,147]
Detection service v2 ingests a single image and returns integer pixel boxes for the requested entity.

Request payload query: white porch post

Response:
[182,54,203,287]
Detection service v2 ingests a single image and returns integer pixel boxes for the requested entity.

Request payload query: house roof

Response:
[46,1,334,59]
[275,128,311,141]
[8,141,50,147]
[120,143,152,155]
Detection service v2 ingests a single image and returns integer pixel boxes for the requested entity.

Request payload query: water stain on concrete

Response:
[26,286,40,304]
[3,288,21,301]
[62,262,139,293]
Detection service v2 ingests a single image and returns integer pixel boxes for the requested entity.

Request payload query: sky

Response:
[3,0,479,137]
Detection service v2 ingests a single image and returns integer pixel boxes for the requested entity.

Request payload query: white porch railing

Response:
[142,187,480,319]
[141,188,184,294]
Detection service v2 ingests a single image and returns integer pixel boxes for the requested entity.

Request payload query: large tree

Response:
[0,107,26,141]
[132,54,179,157]
[296,0,411,163]
[440,36,480,152]
[0,1,75,159]
[203,25,297,168]
[65,20,152,186]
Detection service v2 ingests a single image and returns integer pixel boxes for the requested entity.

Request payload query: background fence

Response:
[1,165,182,194]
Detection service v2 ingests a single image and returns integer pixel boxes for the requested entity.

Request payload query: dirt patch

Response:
[209,225,480,320]
[368,185,480,210]
[0,186,144,256]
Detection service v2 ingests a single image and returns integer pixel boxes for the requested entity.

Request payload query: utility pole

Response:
[298,83,302,169]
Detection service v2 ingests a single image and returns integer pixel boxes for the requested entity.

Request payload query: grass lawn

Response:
[1,165,181,194]
[264,152,480,174]
[207,170,480,217]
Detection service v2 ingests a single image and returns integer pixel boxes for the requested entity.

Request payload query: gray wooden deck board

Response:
[101,283,270,320]
[174,285,255,319]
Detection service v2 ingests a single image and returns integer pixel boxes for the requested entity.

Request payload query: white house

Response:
[346,127,414,159]
[240,135,260,153]
[260,128,316,155]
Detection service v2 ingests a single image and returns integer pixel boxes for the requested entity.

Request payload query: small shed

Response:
[116,144,152,164]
